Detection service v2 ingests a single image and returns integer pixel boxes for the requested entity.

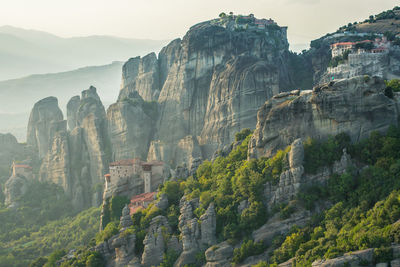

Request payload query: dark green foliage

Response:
[376,9,398,21]
[303,133,351,174]
[159,181,184,206]
[355,42,374,51]
[95,222,118,244]
[101,195,129,228]
[384,86,394,98]
[29,257,48,267]
[328,50,351,68]
[59,250,104,267]
[232,240,266,263]
[160,249,179,267]
[180,133,288,240]
[195,250,207,266]
[385,79,400,92]
[234,128,252,142]
[287,51,313,90]
[0,180,100,266]
[373,247,392,264]
[46,249,66,266]
[270,126,400,266]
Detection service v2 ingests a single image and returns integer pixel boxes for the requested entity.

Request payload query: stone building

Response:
[12,162,33,179]
[104,158,165,197]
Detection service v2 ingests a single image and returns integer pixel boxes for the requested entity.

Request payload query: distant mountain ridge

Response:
[0,25,168,81]
[0,61,124,141]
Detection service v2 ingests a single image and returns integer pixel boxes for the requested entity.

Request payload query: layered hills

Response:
[0,25,167,81]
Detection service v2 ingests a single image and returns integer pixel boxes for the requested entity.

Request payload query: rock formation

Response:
[200,203,217,247]
[27,96,65,158]
[205,242,234,267]
[95,209,137,267]
[141,215,170,266]
[249,76,400,159]
[119,204,133,229]
[37,86,110,210]
[66,95,80,130]
[4,174,29,208]
[111,19,293,168]
[119,53,161,102]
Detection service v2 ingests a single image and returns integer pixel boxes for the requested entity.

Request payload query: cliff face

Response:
[37,87,109,209]
[107,92,155,160]
[27,97,65,158]
[114,20,292,167]
[249,76,400,158]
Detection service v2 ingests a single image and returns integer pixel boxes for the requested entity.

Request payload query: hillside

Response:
[0,61,123,141]
[0,25,167,81]
[354,8,400,34]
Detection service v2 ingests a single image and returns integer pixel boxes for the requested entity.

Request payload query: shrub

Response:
[385,79,400,92]
[232,240,266,263]
[95,222,118,244]
[235,128,252,142]
[160,250,179,267]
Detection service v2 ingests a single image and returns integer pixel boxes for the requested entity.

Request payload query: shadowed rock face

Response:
[27,96,65,158]
[113,20,292,167]
[249,76,400,159]
[66,95,80,131]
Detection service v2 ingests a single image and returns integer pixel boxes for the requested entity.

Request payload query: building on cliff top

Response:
[12,162,33,179]
[104,158,165,194]
[129,192,156,215]
[330,37,391,58]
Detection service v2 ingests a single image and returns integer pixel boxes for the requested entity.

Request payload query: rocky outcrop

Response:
[119,205,133,229]
[142,215,171,267]
[4,174,29,208]
[255,139,352,246]
[249,76,400,159]
[253,209,311,245]
[27,96,65,158]
[200,203,217,247]
[95,209,137,267]
[119,53,161,102]
[264,139,304,208]
[205,242,234,267]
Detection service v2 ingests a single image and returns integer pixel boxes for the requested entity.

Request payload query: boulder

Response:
[205,242,234,267]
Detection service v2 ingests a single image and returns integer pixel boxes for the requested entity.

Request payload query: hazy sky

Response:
[0,0,399,46]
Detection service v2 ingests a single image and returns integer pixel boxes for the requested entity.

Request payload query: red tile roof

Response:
[129,205,144,215]
[130,192,156,204]
[14,164,32,169]
[109,158,164,167]
[331,42,355,48]
[104,174,111,177]
[109,158,142,166]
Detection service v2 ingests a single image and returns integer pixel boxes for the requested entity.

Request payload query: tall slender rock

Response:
[66,95,80,130]
[27,96,65,158]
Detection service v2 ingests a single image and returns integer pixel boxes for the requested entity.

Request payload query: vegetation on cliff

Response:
[266,125,400,266]
[0,181,100,267]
